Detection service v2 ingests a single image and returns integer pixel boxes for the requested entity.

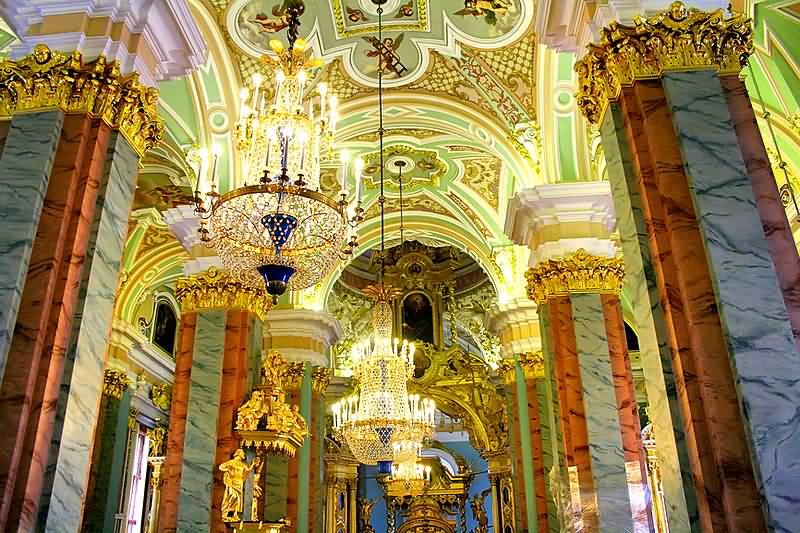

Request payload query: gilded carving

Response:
[525,249,624,303]
[219,449,257,523]
[281,361,306,391]
[0,44,162,155]
[519,351,545,380]
[575,2,753,124]
[312,366,332,395]
[235,351,309,456]
[175,267,271,320]
[496,358,516,384]
[103,369,131,399]
[150,382,172,411]
[147,425,167,456]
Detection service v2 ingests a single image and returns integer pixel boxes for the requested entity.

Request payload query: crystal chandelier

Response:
[193,4,362,303]
[331,1,435,471]
[332,285,436,467]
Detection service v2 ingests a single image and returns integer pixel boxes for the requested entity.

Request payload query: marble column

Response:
[577,5,800,531]
[264,308,341,531]
[157,269,269,533]
[0,44,166,533]
[82,370,133,533]
[527,253,649,533]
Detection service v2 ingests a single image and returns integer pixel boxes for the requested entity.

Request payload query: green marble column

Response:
[82,371,133,533]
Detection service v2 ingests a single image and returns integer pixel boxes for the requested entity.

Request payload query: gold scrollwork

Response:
[312,366,331,395]
[525,249,624,303]
[175,267,272,320]
[518,352,545,380]
[103,369,131,399]
[575,2,753,124]
[0,44,162,156]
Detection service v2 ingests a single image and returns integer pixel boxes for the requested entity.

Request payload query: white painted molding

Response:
[264,309,343,367]
[163,204,202,252]
[110,319,176,386]
[2,0,207,86]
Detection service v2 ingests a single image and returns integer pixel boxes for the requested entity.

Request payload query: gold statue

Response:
[251,455,264,520]
[470,490,489,533]
[219,449,255,522]
[359,498,375,533]
[236,389,265,431]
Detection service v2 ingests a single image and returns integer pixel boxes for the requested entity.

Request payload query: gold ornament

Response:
[312,366,331,395]
[150,382,172,412]
[235,351,309,456]
[219,448,256,523]
[175,267,272,320]
[575,1,753,124]
[147,425,167,456]
[519,352,545,380]
[525,249,624,303]
[103,369,131,399]
[0,44,162,156]
[281,361,306,391]
[496,359,516,384]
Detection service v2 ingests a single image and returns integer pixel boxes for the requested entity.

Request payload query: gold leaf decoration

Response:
[525,249,624,303]
[175,267,272,320]
[0,44,163,156]
[575,2,753,124]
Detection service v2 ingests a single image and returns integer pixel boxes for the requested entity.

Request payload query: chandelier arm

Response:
[377,4,386,288]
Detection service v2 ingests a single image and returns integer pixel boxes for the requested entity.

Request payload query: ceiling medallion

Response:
[194,6,363,303]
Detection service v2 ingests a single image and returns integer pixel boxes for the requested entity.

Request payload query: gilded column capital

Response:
[103,369,131,399]
[282,361,306,391]
[0,44,163,155]
[176,267,272,320]
[575,2,753,124]
[518,352,545,380]
[496,359,516,384]
[525,249,624,303]
[312,367,332,395]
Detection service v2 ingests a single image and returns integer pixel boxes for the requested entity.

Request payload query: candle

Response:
[252,73,263,111]
[210,144,221,190]
[330,95,338,133]
[318,82,327,121]
[354,158,363,201]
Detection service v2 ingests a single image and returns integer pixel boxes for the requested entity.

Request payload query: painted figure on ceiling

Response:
[455,0,514,25]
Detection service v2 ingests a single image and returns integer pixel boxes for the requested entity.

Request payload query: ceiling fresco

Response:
[225,0,532,86]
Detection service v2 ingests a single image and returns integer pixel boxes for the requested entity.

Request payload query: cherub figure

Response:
[362,34,407,77]
[455,0,513,25]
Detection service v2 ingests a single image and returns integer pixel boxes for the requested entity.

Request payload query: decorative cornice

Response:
[518,352,545,380]
[526,249,624,303]
[0,44,162,156]
[175,267,271,321]
[575,2,753,124]
[312,367,332,396]
[103,369,131,399]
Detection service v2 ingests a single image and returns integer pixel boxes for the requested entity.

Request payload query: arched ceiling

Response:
[153,0,546,275]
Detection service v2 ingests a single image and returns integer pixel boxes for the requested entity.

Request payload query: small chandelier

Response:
[193,4,362,303]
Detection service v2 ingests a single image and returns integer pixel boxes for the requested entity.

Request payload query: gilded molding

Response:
[575,2,753,124]
[176,267,272,320]
[526,249,624,303]
[312,366,332,395]
[282,361,306,391]
[0,44,162,156]
[103,369,131,399]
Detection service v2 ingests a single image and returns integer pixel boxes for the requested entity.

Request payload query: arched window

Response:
[152,301,177,355]
[624,322,640,352]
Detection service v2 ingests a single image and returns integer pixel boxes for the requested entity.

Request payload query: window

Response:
[152,301,177,355]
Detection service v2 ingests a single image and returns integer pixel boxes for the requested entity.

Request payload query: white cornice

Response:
[264,309,343,367]
[505,181,616,246]
[163,204,202,252]
[110,319,176,386]
[2,0,206,86]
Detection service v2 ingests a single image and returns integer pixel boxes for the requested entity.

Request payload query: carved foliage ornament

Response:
[575,1,753,124]
[0,44,162,155]
[176,267,272,320]
[103,369,131,399]
[526,249,624,303]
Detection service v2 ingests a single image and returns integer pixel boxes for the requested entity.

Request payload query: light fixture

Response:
[193,4,363,303]
[331,0,435,472]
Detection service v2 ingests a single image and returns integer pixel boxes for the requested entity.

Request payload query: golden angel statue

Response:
[220,449,255,522]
